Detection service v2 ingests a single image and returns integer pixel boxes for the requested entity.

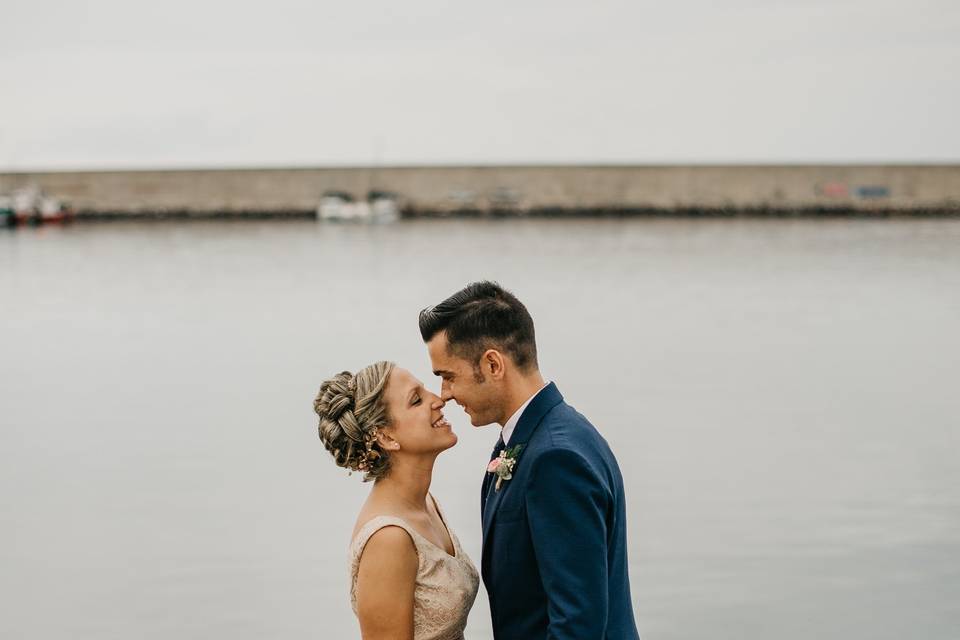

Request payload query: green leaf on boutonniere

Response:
[493,444,525,491]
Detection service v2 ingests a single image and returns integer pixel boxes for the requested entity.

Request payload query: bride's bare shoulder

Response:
[354,521,418,580]
[362,525,416,558]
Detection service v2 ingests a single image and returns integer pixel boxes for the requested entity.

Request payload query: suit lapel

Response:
[481,469,494,512]
[481,383,564,570]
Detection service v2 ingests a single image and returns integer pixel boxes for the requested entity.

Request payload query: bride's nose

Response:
[430,395,446,409]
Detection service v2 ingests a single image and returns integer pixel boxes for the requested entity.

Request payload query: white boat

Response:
[9,186,74,224]
[317,191,400,223]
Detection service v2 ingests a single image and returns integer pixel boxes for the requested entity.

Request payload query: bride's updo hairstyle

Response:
[313,361,395,482]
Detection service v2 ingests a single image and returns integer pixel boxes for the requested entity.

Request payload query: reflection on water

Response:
[2,218,959,639]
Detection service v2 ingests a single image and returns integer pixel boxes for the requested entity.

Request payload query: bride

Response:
[313,361,479,640]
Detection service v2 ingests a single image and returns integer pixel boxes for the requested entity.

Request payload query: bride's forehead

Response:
[387,367,420,393]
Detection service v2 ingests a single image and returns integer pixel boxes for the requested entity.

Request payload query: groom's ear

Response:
[481,349,506,381]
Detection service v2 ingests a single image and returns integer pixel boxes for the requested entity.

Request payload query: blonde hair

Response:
[313,361,395,481]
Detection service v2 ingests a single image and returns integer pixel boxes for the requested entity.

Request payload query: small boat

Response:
[10,187,75,225]
[317,190,400,223]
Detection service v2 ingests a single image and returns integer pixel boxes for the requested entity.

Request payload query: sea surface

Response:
[2,217,958,639]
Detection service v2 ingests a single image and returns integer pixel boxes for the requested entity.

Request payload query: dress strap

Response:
[428,493,446,522]
[349,515,423,570]
[428,493,460,557]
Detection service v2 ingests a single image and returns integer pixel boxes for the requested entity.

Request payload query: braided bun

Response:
[313,361,395,481]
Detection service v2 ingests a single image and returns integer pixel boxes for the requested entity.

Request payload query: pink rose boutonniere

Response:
[487,444,525,491]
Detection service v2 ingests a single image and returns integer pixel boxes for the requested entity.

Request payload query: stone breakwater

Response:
[1,164,959,218]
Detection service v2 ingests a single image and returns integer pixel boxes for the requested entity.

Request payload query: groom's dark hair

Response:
[419,281,538,372]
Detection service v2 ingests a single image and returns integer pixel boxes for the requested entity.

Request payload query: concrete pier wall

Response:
[1,164,959,215]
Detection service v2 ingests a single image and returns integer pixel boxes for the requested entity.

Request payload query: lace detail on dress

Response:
[349,499,479,640]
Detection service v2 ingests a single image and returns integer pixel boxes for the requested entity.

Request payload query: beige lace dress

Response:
[349,497,479,640]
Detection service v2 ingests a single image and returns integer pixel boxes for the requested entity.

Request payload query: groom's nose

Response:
[440,380,454,402]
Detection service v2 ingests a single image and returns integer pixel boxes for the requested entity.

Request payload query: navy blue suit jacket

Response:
[481,383,640,639]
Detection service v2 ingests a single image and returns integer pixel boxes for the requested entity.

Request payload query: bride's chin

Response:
[429,431,458,454]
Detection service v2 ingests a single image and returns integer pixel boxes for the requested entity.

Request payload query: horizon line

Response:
[4,159,960,174]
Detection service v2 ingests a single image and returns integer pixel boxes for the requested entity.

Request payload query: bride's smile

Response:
[376,367,459,457]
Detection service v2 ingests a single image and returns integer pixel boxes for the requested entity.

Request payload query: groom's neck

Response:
[499,370,546,426]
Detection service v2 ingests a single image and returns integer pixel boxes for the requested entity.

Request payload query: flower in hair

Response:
[353,429,380,473]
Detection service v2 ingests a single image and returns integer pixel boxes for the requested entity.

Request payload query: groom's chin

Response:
[463,407,495,428]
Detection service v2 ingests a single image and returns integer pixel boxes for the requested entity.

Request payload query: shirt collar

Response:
[501,381,550,446]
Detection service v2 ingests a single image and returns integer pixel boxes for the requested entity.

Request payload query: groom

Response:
[420,281,641,640]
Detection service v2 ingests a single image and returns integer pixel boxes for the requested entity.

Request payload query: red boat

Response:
[11,187,75,225]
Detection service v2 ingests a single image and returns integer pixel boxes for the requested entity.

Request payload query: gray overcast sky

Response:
[2,0,958,170]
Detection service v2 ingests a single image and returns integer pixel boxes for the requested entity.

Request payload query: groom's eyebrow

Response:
[433,368,452,377]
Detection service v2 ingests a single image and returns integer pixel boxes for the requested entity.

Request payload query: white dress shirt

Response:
[501,382,550,446]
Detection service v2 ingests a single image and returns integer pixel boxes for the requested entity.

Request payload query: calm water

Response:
[2,218,959,640]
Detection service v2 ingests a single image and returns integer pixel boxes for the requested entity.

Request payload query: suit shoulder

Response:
[535,402,605,450]
[527,401,624,485]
